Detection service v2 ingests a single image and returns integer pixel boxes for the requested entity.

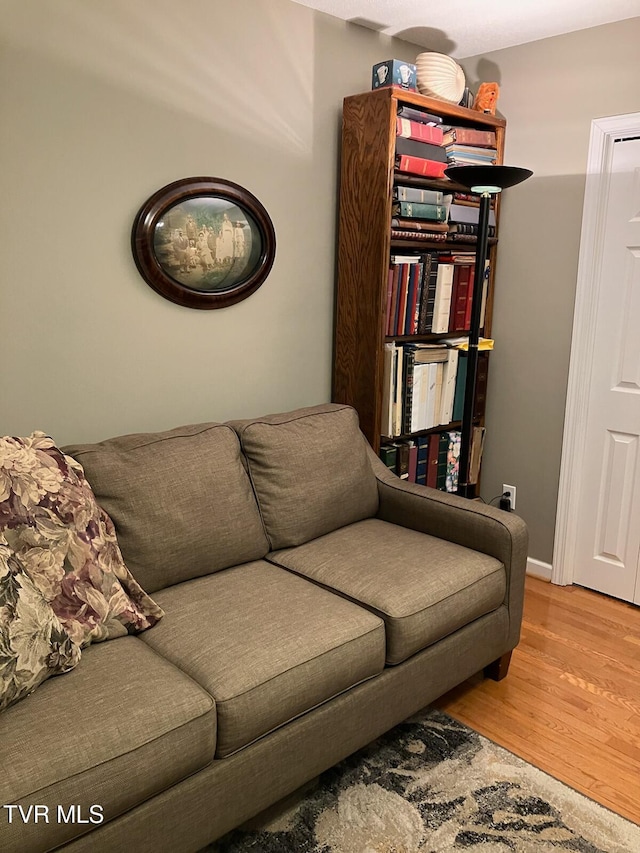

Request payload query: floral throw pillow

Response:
[0,432,164,648]
[0,535,80,712]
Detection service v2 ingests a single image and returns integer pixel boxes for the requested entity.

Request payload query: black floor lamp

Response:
[444,164,533,499]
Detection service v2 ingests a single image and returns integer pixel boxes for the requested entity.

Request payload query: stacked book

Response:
[448,200,497,239]
[394,106,448,183]
[445,144,498,166]
[391,184,452,243]
[395,136,448,180]
[442,126,498,167]
[397,105,443,128]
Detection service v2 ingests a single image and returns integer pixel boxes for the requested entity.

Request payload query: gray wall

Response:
[461,18,640,563]
[3,1,639,564]
[0,0,419,444]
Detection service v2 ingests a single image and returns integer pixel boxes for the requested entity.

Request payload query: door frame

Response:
[552,112,640,585]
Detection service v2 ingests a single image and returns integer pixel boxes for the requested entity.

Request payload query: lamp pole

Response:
[456,190,492,498]
[443,165,533,499]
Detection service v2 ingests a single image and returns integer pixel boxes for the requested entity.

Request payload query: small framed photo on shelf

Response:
[131,177,276,309]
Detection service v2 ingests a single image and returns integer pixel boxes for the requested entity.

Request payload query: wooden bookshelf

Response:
[332,86,506,493]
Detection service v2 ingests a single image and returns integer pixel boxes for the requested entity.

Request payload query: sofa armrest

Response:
[368,446,528,647]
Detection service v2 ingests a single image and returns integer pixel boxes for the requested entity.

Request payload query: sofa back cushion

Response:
[64,423,269,593]
[230,404,379,550]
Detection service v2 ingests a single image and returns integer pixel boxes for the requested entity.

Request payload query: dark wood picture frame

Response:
[131,177,276,309]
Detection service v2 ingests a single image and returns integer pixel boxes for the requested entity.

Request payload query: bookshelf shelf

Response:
[386,331,471,344]
[332,86,505,494]
[392,172,475,193]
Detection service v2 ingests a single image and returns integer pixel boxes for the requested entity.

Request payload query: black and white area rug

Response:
[207,709,640,852]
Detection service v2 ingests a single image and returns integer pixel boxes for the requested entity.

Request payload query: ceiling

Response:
[291,0,640,57]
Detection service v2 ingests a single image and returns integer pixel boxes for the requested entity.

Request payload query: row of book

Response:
[391,205,496,243]
[379,427,486,492]
[393,186,497,234]
[385,251,489,337]
[396,108,497,150]
[382,342,491,439]
[394,107,498,182]
[395,133,497,177]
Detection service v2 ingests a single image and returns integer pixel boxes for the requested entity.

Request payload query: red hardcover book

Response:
[388,264,401,336]
[403,264,420,335]
[448,264,460,332]
[396,441,410,480]
[385,266,394,336]
[405,261,424,335]
[412,261,426,335]
[464,266,477,330]
[403,265,416,336]
[442,127,497,148]
[453,264,472,331]
[396,154,447,179]
[396,117,444,145]
[408,441,418,482]
[391,218,449,232]
[426,433,439,488]
[395,264,410,335]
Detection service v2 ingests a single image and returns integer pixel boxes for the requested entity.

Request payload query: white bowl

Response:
[415,52,466,104]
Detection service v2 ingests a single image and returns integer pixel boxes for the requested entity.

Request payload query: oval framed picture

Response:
[131,177,276,309]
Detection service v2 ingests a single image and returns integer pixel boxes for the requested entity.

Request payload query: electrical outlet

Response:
[502,484,516,511]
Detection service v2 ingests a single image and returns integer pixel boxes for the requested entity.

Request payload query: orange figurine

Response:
[473,82,500,115]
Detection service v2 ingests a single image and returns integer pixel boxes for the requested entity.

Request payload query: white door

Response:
[572,137,640,604]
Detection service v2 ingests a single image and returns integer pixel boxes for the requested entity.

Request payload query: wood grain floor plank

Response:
[450,686,640,790]
[434,576,640,825]
[439,685,640,821]
[493,670,638,751]
[522,619,640,675]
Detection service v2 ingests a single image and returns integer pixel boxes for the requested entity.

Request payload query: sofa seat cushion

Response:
[268,518,506,665]
[139,560,385,758]
[0,636,215,852]
[64,422,269,593]
[229,404,379,550]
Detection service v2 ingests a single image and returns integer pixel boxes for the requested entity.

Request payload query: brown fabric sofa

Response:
[0,404,528,853]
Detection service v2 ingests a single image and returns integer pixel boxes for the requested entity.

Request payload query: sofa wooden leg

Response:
[484,651,512,681]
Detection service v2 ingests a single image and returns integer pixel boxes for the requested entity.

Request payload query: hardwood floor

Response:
[434,576,640,825]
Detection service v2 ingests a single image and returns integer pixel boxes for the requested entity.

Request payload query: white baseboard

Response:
[526,558,553,581]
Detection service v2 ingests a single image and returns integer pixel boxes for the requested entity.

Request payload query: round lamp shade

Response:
[445,165,533,193]
[415,52,465,104]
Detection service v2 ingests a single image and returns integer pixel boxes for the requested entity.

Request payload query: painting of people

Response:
[153,196,260,292]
